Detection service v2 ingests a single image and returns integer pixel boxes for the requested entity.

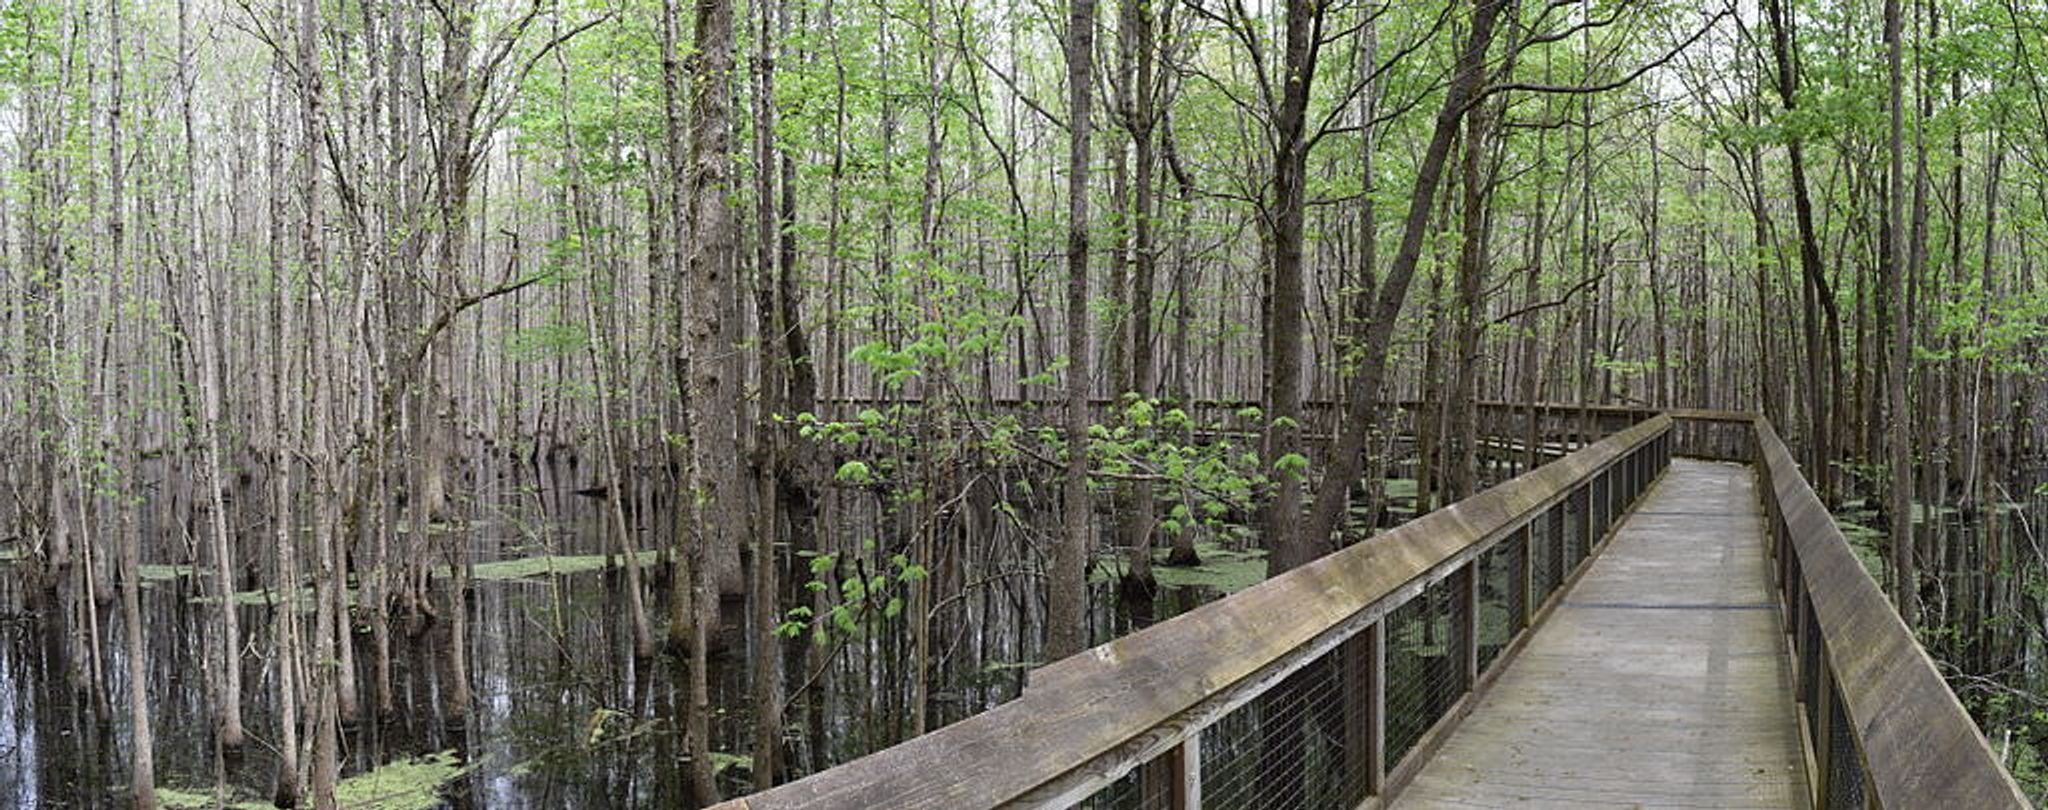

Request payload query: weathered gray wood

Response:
[1753,420,2032,809]
[1459,565,1479,685]
[711,416,1671,810]
[1172,734,1198,810]
[1389,460,1809,810]
[1367,620,1388,796]
[715,411,2022,810]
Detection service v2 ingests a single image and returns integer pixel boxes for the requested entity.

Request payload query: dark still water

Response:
[1,534,715,807]
[0,446,1313,810]
[25,435,1953,809]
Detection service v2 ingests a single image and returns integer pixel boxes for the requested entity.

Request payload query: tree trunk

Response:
[682,0,740,794]
[1117,0,1161,596]
[1303,0,1506,553]
[1048,0,1099,661]
[1448,98,1502,502]
[1884,0,1918,625]
[108,2,156,803]
[1260,0,1325,576]
[1762,0,1843,502]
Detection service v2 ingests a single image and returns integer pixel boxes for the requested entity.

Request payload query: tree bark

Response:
[682,0,740,795]
[1303,0,1507,553]
[1884,0,1917,627]
[1260,0,1326,576]
[1048,0,1099,661]
[1761,0,1844,502]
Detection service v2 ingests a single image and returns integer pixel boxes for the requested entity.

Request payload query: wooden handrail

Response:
[715,414,1672,809]
[717,408,2024,809]
[1746,416,2031,809]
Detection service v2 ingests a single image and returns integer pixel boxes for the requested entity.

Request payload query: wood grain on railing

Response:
[713,415,1671,809]
[1751,418,2030,809]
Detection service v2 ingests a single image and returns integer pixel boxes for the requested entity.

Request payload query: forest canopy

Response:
[1,0,2045,804]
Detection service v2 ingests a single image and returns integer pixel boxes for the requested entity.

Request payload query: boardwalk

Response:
[1393,459,1809,808]
[716,413,2029,810]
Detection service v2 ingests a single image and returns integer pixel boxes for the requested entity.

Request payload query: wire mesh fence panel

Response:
[1824,681,1866,810]
[1476,536,1526,674]
[1198,641,1375,810]
[1383,577,1469,771]
[1531,509,1560,608]
[1564,487,1588,571]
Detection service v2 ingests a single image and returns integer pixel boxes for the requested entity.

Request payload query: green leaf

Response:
[1273,453,1310,475]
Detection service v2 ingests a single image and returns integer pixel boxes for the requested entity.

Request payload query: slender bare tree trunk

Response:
[108,5,156,804]
[1117,0,1161,595]
[176,0,247,757]
[1883,0,1917,626]
[1448,98,1503,502]
[267,62,305,810]
[1762,0,1843,502]
[1259,0,1324,575]
[1048,0,1099,660]
[748,0,789,781]
[1648,124,1670,407]
[294,0,341,802]
[1303,0,1506,551]
[682,0,739,795]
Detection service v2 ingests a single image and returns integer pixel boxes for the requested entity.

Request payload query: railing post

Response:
[1460,562,1479,686]
[1342,623,1374,799]
[1366,620,1386,797]
[1644,441,1653,490]
[1519,523,1535,628]
[1636,443,1648,496]
[1573,485,1590,566]
[1812,659,1834,807]
[1601,470,1614,537]
[1624,452,1636,503]
[1550,500,1567,582]
[1169,732,1201,810]
[1597,468,1613,535]
[1589,473,1601,543]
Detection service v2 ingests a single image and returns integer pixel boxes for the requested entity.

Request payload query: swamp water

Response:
[0,438,1564,809]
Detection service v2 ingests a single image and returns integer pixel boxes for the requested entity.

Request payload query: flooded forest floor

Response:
[2,438,2044,807]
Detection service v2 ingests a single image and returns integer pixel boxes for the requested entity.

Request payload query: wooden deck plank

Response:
[1389,459,1809,810]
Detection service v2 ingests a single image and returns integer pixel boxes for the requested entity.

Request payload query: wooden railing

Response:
[1736,414,2032,809]
[715,413,1674,809]
[717,408,2033,809]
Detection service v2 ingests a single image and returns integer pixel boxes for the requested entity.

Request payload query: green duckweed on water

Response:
[154,786,272,810]
[709,751,753,776]
[462,553,618,581]
[167,553,630,609]
[1094,541,1268,594]
[191,584,348,609]
[157,751,463,810]
[138,563,194,581]
[335,750,463,809]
